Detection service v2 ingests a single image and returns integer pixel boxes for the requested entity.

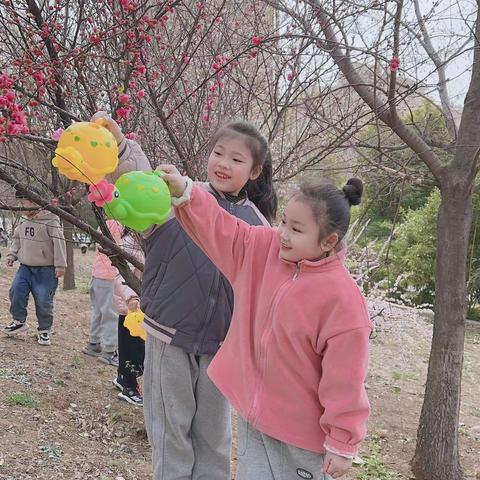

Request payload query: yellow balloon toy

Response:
[124,308,147,341]
[52,120,118,184]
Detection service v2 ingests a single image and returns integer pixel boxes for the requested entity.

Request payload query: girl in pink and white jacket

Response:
[112,228,145,406]
[159,166,373,480]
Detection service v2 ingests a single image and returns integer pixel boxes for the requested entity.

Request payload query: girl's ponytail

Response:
[245,151,277,223]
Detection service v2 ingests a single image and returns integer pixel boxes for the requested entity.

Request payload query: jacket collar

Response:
[208,183,248,204]
[279,242,347,273]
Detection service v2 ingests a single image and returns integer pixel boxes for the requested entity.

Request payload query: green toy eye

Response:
[114,191,120,198]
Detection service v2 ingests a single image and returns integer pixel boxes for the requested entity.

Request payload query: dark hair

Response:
[295,178,363,241]
[212,121,278,223]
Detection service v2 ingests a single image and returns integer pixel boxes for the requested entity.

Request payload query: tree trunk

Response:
[412,183,471,480]
[62,220,76,291]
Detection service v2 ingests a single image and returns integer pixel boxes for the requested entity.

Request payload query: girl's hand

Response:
[156,165,188,198]
[322,452,352,478]
[127,297,140,312]
[90,111,124,144]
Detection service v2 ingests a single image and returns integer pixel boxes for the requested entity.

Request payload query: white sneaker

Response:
[3,321,28,336]
[37,331,51,346]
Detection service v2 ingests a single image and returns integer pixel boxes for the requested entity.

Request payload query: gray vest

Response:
[141,193,265,355]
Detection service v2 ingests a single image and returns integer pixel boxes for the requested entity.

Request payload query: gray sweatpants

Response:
[236,415,332,480]
[88,277,117,352]
[144,335,231,480]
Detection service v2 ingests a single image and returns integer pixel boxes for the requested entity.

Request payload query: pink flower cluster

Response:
[120,0,136,12]
[0,72,30,142]
[390,57,400,72]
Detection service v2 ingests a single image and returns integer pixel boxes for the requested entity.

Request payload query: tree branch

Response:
[304,0,446,183]
[0,167,142,294]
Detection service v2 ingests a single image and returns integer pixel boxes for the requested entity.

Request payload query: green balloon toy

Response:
[88,171,171,232]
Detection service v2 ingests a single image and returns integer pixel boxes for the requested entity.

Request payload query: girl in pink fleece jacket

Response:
[159,167,373,479]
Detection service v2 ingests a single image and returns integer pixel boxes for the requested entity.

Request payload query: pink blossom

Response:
[40,25,50,39]
[120,0,136,11]
[6,122,22,135]
[0,72,15,89]
[118,93,130,104]
[4,90,15,102]
[33,70,45,85]
[11,109,26,125]
[390,57,400,72]
[116,107,131,119]
[51,128,64,141]
[136,89,145,100]
[251,36,262,46]
[89,33,101,45]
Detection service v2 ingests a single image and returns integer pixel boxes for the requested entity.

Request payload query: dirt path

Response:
[0,247,479,479]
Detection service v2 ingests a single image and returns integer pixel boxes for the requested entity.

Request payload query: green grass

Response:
[6,392,40,408]
[355,440,403,480]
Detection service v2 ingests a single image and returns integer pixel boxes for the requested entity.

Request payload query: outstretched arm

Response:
[90,111,152,180]
[159,164,272,284]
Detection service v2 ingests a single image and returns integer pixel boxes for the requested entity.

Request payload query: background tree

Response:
[266,1,479,478]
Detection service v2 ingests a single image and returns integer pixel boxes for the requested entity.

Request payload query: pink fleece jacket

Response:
[173,183,373,457]
[113,233,144,315]
[91,220,123,281]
